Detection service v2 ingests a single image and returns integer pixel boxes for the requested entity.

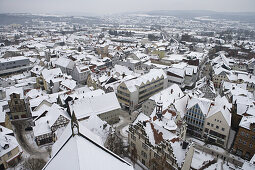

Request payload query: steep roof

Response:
[43,122,133,170]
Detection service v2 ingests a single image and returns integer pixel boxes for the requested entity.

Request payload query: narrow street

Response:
[12,120,50,159]
[115,109,140,140]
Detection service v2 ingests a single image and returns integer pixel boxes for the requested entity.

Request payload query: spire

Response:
[71,111,79,136]
[156,95,163,120]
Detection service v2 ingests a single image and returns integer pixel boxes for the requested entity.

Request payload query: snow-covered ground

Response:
[206,144,226,154]
[113,116,125,128]
[191,149,215,169]
[121,125,129,138]
[23,131,51,156]
[205,159,242,170]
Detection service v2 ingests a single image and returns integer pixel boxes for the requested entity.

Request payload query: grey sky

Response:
[0,0,255,15]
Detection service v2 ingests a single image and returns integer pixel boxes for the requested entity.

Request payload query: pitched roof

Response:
[43,122,133,170]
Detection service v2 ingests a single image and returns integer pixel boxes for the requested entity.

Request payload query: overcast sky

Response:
[0,0,255,15]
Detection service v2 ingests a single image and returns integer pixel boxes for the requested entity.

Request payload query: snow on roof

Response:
[149,84,184,110]
[70,92,120,120]
[0,127,20,157]
[44,122,133,170]
[30,65,44,75]
[195,77,216,94]
[41,68,63,83]
[33,104,70,137]
[239,116,255,130]
[162,54,185,62]
[123,69,166,92]
[111,64,133,77]
[191,149,214,169]
[54,57,74,69]
[80,115,111,144]
[60,79,77,91]
[133,113,150,125]
[5,86,24,100]
[207,96,232,126]
[167,63,187,77]
[187,96,212,116]
[0,56,29,63]
[59,88,102,104]
[173,95,189,118]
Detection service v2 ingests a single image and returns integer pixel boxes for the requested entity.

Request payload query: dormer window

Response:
[4,144,9,149]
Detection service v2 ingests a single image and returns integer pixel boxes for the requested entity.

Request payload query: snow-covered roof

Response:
[41,68,63,83]
[123,69,166,92]
[54,57,74,69]
[80,115,111,144]
[0,126,20,157]
[70,92,120,120]
[207,96,232,126]
[43,122,133,170]
[5,86,24,100]
[187,96,212,116]
[149,84,184,110]
[239,116,255,130]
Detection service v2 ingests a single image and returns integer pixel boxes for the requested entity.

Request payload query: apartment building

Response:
[0,56,31,75]
[117,69,167,111]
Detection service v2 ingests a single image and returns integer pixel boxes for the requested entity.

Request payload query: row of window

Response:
[240,131,255,138]
[238,139,253,148]
[207,122,225,131]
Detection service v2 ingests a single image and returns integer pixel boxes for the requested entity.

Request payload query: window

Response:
[142,143,148,151]
[130,142,135,147]
[131,134,136,141]
[241,131,245,136]
[222,128,225,131]
[142,159,145,165]
[141,151,147,159]
[243,141,247,145]
[249,144,253,148]
[211,124,214,127]
[8,151,12,157]
[207,122,210,126]
[216,125,219,129]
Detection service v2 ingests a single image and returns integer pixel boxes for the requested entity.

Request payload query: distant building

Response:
[71,65,91,84]
[0,56,31,76]
[194,77,216,100]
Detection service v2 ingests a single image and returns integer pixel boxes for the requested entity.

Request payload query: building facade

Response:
[117,69,167,111]
[233,116,255,160]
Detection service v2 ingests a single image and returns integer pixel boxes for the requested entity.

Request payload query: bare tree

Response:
[23,158,46,170]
